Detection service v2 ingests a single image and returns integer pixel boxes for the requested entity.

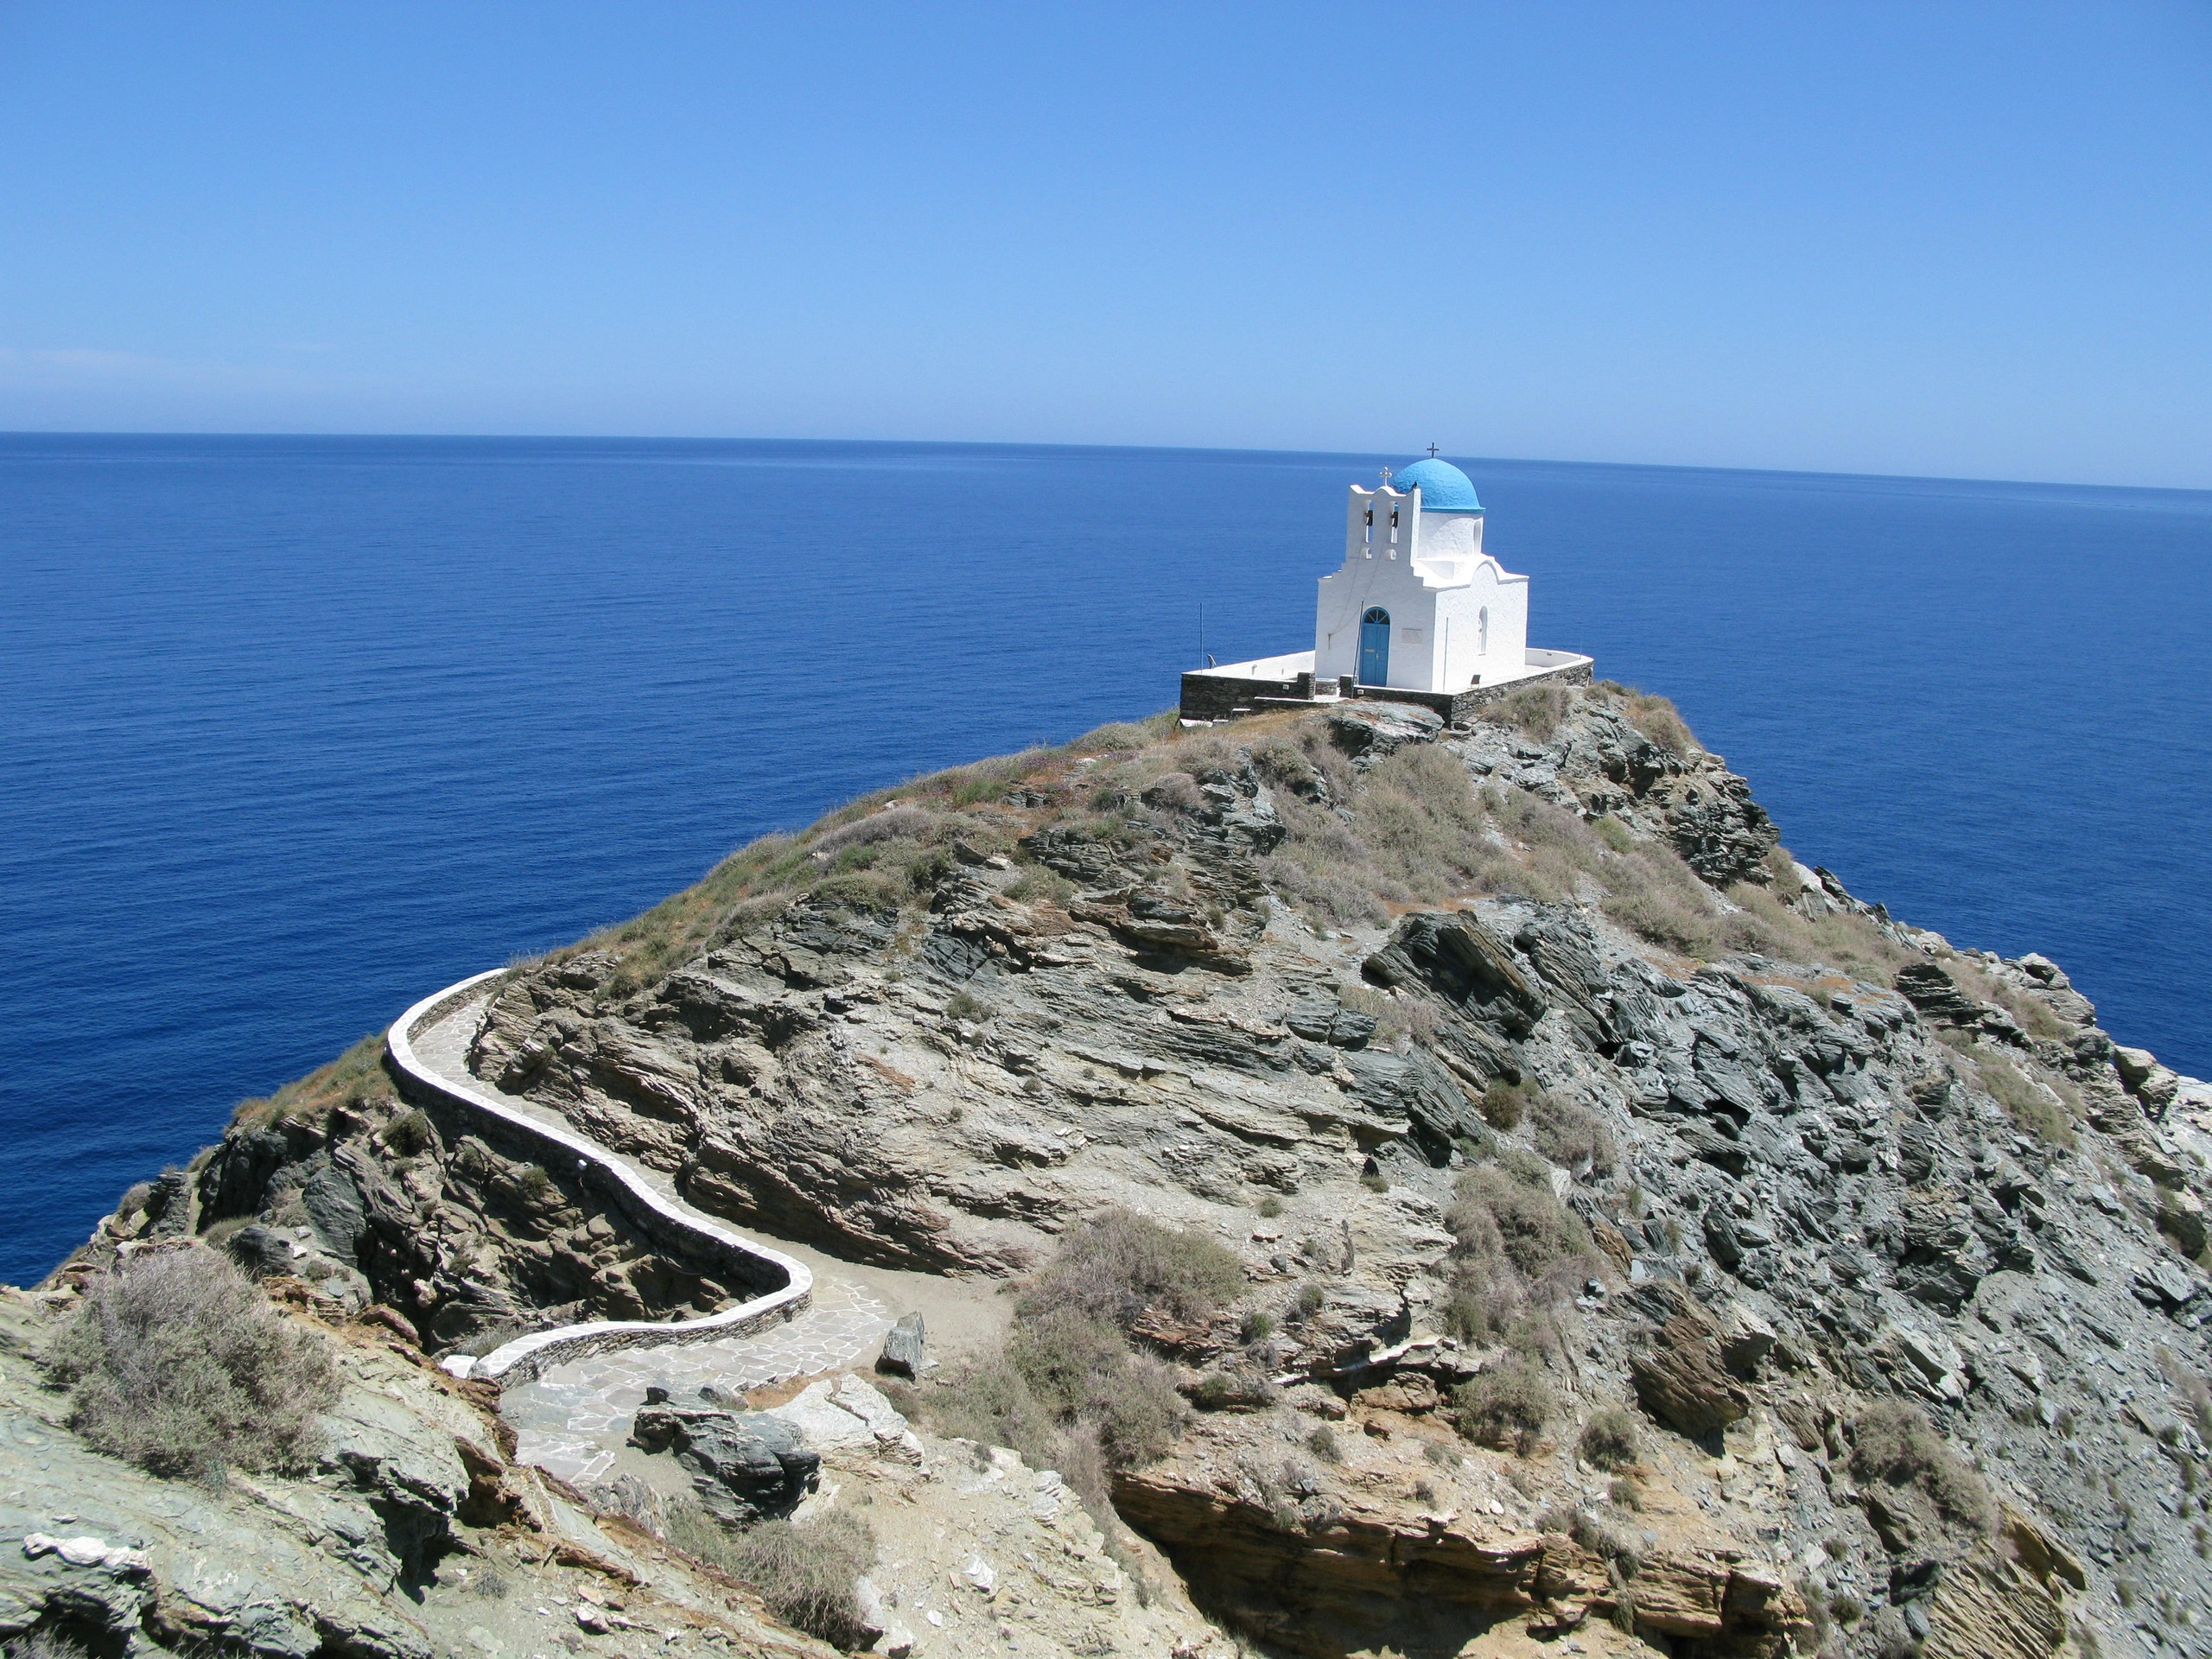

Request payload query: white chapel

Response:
[1314,453,1525,696]
[1180,451,1589,721]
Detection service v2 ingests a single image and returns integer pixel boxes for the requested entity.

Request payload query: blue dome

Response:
[1392,456,1481,512]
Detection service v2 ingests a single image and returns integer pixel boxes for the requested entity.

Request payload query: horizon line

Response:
[3,427,2208,501]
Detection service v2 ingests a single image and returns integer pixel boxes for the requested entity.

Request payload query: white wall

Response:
[1343,483,1422,566]
[1316,528,1437,688]
[1317,485,1526,693]
[1432,563,1529,690]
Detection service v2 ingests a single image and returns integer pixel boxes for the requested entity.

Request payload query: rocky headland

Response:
[17,680,2212,1659]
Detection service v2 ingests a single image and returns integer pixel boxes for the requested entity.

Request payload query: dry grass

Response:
[46,1247,339,1481]
[231,1030,392,1133]
[4,1635,92,1659]
[531,715,1184,993]
[1970,1046,2077,1147]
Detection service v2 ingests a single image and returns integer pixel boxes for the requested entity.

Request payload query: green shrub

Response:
[1580,1407,1642,1470]
[1007,868,1075,907]
[1450,1360,1555,1454]
[1255,1194,1285,1219]
[1191,1368,1276,1412]
[513,1163,557,1205]
[385,1107,435,1158]
[1292,1281,1327,1319]
[46,1247,339,1480]
[944,989,988,1022]
[1848,1401,1993,1533]
[1306,1425,1341,1463]
[1018,1209,1244,1333]
[1086,1352,1185,1467]
[1592,815,1637,854]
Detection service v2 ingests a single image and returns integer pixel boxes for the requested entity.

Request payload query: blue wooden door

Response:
[1358,607,1391,685]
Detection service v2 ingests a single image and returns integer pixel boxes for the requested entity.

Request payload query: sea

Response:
[4,435,2209,1287]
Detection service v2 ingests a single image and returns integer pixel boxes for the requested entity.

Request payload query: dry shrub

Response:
[1848,1401,1993,1534]
[1601,850,1724,956]
[1488,683,1570,741]
[922,1210,1223,1531]
[1450,1360,1555,1453]
[1447,1164,1593,1281]
[810,803,941,859]
[47,1246,339,1480]
[1479,1079,1528,1129]
[1249,732,1324,798]
[678,1508,878,1649]
[1005,1307,1185,1466]
[1580,1407,1642,1470]
[923,1354,1058,1464]
[1440,1163,1598,1351]
[1019,1208,1244,1332]
[1529,1091,1618,1176]
[1618,689,1698,754]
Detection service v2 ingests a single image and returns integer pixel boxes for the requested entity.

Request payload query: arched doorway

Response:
[1358,607,1391,686]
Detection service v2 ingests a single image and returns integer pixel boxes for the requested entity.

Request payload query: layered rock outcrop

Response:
[41,683,2212,1659]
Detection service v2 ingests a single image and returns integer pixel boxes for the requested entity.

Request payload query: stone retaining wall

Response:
[385,970,813,1389]
[1181,653,1594,725]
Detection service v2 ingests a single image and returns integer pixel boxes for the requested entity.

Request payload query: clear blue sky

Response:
[3,3,2208,486]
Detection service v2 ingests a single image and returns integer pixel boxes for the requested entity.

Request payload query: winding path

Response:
[387,972,892,1482]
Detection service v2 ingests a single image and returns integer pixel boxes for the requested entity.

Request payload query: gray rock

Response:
[877,1310,927,1378]
[631,1389,820,1524]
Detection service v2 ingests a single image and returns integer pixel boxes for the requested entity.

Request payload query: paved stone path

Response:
[410,995,893,1488]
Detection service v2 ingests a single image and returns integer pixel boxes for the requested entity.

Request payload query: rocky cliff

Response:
[28,681,2212,1659]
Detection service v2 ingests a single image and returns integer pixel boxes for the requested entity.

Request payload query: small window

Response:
[1389,505,1400,543]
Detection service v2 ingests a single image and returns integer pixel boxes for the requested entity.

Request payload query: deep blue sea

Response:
[4,435,2209,1285]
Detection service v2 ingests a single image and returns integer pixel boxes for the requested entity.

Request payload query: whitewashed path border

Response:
[386,969,813,1389]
